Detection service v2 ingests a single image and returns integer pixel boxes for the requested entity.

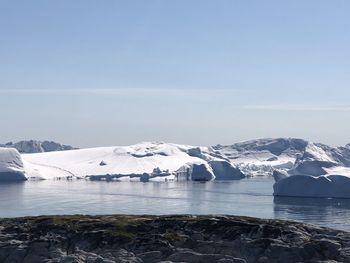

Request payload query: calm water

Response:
[1,177,350,231]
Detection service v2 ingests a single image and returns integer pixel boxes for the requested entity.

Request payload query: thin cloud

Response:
[0,88,64,94]
[0,88,187,97]
[0,88,241,98]
[0,88,149,95]
[244,104,350,112]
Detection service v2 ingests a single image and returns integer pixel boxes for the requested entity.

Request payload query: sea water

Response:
[0,177,350,231]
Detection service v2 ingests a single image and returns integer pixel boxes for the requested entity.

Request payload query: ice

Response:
[0,148,26,181]
[21,142,245,182]
[273,172,350,198]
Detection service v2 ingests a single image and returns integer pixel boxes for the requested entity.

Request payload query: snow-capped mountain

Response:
[0,142,244,181]
[0,140,77,153]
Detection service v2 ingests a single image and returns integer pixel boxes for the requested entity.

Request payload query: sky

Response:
[0,0,349,147]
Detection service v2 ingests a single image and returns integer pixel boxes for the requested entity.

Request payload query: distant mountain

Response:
[0,140,77,153]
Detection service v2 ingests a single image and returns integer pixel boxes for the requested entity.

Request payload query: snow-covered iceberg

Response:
[272,142,350,198]
[213,138,307,176]
[21,142,245,182]
[214,138,350,178]
[0,148,26,181]
[288,143,337,176]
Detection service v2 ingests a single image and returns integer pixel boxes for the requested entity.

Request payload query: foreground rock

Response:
[1,215,350,263]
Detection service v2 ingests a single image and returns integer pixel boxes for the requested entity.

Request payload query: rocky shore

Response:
[1,215,350,263]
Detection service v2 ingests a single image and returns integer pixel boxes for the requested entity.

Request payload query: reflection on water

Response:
[274,196,350,230]
[1,178,350,231]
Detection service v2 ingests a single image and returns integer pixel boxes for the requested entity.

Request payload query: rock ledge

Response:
[1,215,350,263]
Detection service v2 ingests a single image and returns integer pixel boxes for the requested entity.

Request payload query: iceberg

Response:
[214,138,350,178]
[288,143,337,176]
[0,148,26,181]
[213,138,308,176]
[273,170,350,198]
[0,140,77,153]
[21,142,245,182]
[209,160,245,180]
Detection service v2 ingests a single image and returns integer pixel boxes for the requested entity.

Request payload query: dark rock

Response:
[99,161,107,166]
[0,215,349,263]
[167,251,237,263]
[138,251,163,262]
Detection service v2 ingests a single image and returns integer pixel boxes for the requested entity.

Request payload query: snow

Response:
[214,138,303,176]
[0,148,26,181]
[302,143,335,163]
[21,142,244,181]
[231,153,296,177]
[214,138,350,178]
[289,143,337,176]
[325,166,350,176]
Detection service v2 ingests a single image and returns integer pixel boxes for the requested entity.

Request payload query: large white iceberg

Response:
[21,142,244,182]
[0,148,26,181]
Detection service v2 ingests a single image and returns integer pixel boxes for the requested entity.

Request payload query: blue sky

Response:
[0,0,349,147]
